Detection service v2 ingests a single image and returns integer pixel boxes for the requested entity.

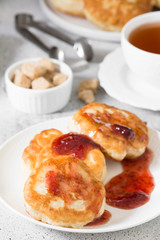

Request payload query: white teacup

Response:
[121,12,160,85]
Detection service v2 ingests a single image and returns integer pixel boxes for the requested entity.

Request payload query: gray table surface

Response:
[0,0,160,239]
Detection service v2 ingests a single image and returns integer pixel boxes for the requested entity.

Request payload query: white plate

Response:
[98,47,160,111]
[40,0,120,42]
[0,116,160,233]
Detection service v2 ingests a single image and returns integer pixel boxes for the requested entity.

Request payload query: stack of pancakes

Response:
[50,0,159,31]
[23,103,148,228]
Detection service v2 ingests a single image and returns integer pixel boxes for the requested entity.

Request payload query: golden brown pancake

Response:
[24,156,106,228]
[50,0,84,17]
[22,129,63,171]
[68,103,148,161]
[83,0,152,31]
[22,129,107,182]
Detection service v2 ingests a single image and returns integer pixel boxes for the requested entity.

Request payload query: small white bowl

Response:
[121,12,160,85]
[5,58,73,114]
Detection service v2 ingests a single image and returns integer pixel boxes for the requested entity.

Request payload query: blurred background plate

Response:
[40,0,120,42]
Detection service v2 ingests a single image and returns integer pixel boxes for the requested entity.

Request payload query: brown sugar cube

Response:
[13,70,31,89]
[78,90,95,104]
[54,67,60,74]
[22,62,47,80]
[31,77,53,90]
[53,73,68,86]
[38,59,55,72]
[78,78,99,94]
[43,71,55,82]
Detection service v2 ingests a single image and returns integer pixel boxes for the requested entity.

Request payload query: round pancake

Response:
[22,129,107,182]
[83,0,152,31]
[24,156,106,228]
[68,103,149,161]
[50,0,84,17]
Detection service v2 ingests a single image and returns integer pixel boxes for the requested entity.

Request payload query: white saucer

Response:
[98,48,160,111]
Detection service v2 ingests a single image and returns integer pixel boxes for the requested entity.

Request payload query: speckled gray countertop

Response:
[0,0,160,239]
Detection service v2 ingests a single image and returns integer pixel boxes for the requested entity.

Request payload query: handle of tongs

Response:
[32,21,74,45]
[16,26,49,53]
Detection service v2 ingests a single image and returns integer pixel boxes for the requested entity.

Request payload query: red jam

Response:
[111,124,134,140]
[105,148,154,209]
[84,112,135,141]
[52,133,100,160]
[86,210,111,227]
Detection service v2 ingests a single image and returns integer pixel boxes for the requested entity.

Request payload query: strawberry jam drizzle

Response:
[52,133,100,160]
[86,210,111,227]
[111,124,134,140]
[105,148,154,209]
[84,112,135,140]
[85,112,111,127]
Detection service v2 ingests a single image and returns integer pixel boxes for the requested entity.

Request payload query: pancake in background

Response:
[68,103,149,161]
[50,0,84,17]
[83,0,152,31]
[24,156,106,228]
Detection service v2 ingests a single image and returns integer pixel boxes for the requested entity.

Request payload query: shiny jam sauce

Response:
[105,148,154,209]
[86,210,111,227]
[111,124,134,140]
[52,133,100,160]
[84,112,135,140]
[85,112,111,126]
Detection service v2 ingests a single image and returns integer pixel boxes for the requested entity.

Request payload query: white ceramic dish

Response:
[98,47,160,111]
[40,0,120,42]
[5,58,73,114]
[0,116,160,233]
